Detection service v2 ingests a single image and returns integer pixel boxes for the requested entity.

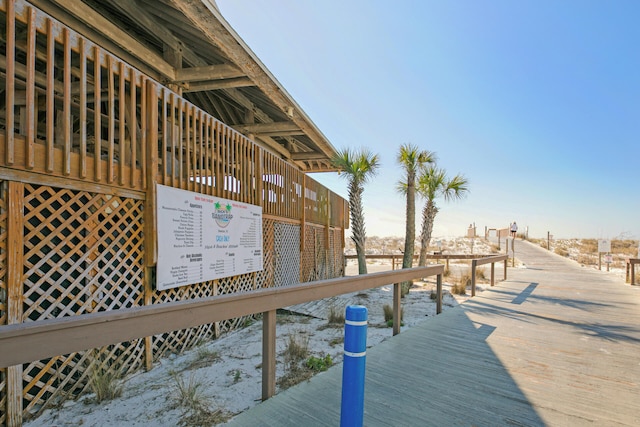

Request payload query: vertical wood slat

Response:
[178,97,184,189]
[140,75,147,189]
[198,110,204,193]
[46,18,54,173]
[79,38,87,178]
[129,70,137,188]
[63,28,71,176]
[118,62,126,185]
[143,80,159,370]
[205,116,212,195]
[5,0,15,166]
[25,6,36,169]
[222,126,228,199]
[93,45,102,182]
[107,55,115,183]
[7,181,25,426]
[169,92,176,188]
[214,121,222,197]
[161,89,168,186]
[185,104,192,191]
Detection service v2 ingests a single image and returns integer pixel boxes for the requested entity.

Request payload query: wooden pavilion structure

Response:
[0,0,348,424]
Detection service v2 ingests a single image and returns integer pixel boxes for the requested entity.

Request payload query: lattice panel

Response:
[22,185,144,320]
[274,223,300,287]
[0,181,6,427]
[19,184,145,417]
[301,225,318,282]
[151,281,216,359]
[330,229,345,277]
[258,218,276,289]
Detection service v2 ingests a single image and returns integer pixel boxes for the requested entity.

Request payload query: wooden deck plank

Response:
[227,241,640,426]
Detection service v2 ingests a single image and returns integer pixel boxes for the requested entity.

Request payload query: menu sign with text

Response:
[156,184,263,291]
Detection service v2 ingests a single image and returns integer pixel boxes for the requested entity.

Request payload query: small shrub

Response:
[386,319,404,327]
[282,332,309,371]
[451,274,471,295]
[382,304,403,322]
[554,247,569,257]
[443,267,451,277]
[170,371,208,412]
[327,306,345,325]
[306,354,333,372]
[475,268,486,280]
[89,358,123,403]
[329,337,344,347]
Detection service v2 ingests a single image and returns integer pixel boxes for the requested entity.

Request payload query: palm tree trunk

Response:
[349,181,368,274]
[401,173,416,295]
[418,201,438,266]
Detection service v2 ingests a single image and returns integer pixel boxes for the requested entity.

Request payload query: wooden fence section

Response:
[471,254,509,296]
[0,266,444,399]
[0,1,348,424]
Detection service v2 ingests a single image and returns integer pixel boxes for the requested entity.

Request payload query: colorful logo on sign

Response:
[212,202,233,228]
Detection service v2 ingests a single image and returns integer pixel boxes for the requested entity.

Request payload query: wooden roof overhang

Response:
[28,0,337,172]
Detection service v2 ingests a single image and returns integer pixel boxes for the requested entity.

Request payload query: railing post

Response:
[393,283,401,336]
[262,309,276,400]
[490,262,495,287]
[436,273,442,314]
[504,259,508,280]
[471,259,477,297]
[341,305,368,427]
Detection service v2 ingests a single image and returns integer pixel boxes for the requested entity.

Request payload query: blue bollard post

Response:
[340,305,368,427]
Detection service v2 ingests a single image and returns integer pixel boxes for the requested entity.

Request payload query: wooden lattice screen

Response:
[19,183,146,416]
[274,223,301,287]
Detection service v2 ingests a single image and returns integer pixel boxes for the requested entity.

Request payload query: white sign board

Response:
[156,184,263,291]
[598,239,611,253]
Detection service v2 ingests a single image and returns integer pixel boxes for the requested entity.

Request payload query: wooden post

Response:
[393,282,401,336]
[598,253,602,271]
[262,309,276,400]
[143,80,159,371]
[436,274,442,314]
[471,259,477,297]
[7,181,24,426]
[491,262,495,287]
[504,259,508,280]
[631,261,636,286]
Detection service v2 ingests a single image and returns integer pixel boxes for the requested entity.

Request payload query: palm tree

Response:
[332,147,380,275]
[417,166,469,266]
[396,144,436,295]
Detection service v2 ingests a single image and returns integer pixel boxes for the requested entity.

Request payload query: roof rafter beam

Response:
[183,77,254,92]
[176,64,245,82]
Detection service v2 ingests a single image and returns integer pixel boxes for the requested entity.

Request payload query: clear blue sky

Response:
[217,0,639,239]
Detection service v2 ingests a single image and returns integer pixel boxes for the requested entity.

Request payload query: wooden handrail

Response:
[344,253,497,270]
[0,265,443,399]
[471,254,509,296]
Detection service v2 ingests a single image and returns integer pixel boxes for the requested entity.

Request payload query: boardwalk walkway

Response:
[227,240,640,426]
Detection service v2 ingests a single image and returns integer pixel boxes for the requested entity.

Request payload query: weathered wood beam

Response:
[176,64,245,82]
[183,77,254,92]
[237,121,300,134]
[290,152,329,161]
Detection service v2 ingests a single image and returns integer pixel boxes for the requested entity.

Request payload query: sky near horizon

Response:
[216,0,639,240]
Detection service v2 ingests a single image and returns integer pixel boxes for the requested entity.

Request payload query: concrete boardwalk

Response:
[227,241,640,426]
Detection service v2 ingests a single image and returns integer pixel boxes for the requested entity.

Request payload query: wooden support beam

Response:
[237,121,300,135]
[176,64,245,82]
[183,77,254,92]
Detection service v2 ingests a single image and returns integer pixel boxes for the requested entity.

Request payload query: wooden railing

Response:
[471,254,509,296]
[0,266,443,401]
[344,253,497,270]
[626,258,639,285]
